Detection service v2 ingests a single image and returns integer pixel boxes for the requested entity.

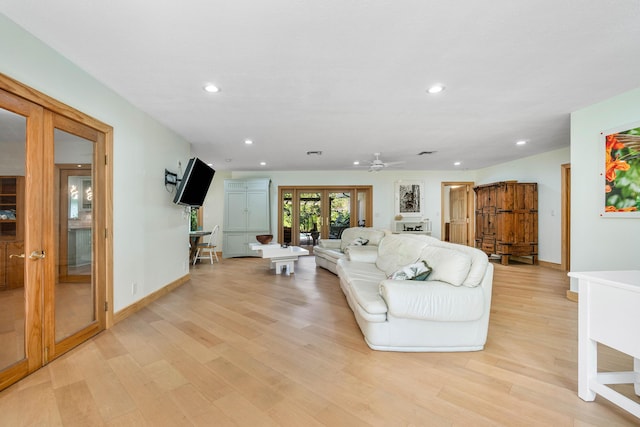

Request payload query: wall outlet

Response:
[131,282,137,295]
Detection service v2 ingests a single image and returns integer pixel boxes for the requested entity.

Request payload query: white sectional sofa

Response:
[336,233,493,352]
[314,227,390,274]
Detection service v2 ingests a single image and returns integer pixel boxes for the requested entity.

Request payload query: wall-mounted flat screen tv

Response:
[173,157,215,207]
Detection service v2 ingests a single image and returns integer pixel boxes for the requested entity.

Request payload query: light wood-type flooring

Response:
[0,256,638,426]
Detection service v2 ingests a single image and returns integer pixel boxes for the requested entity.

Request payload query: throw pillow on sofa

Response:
[420,246,471,287]
[350,237,369,246]
[389,260,432,281]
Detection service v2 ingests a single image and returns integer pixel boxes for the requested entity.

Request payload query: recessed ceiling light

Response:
[516,140,527,145]
[353,161,360,165]
[260,161,266,166]
[225,158,232,163]
[454,161,461,166]
[427,84,445,94]
[203,84,220,93]
[207,163,213,167]
[244,139,253,145]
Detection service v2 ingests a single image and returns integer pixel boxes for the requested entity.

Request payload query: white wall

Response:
[213,149,570,264]
[475,147,570,264]
[229,169,477,240]
[0,15,192,311]
[570,87,640,290]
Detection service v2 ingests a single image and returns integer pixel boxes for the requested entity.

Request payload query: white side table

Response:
[568,270,640,419]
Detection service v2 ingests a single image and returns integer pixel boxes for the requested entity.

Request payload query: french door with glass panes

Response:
[0,79,111,391]
[278,186,372,249]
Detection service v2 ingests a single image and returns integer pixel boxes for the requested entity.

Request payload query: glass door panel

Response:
[0,109,26,372]
[328,191,351,239]
[298,192,321,248]
[53,128,95,343]
[281,191,293,245]
[357,190,368,227]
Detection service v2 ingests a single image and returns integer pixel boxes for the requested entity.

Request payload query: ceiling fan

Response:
[360,153,405,172]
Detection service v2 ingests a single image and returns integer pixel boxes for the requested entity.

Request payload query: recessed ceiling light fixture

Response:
[260,161,266,166]
[353,161,360,165]
[203,83,220,93]
[244,139,253,145]
[516,140,527,146]
[427,84,445,94]
[454,161,462,166]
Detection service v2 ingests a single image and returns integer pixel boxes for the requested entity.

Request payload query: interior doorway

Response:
[441,182,475,246]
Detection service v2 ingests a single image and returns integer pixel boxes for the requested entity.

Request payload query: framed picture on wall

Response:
[601,122,640,218]
[394,180,424,217]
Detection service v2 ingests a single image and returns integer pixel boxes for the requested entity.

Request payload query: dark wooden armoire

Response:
[473,181,538,265]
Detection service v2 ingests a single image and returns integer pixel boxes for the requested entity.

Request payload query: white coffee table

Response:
[249,243,309,275]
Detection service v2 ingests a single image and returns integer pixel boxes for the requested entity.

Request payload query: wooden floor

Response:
[0,256,638,426]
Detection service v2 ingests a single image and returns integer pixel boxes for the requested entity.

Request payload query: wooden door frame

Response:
[0,86,44,390]
[561,163,571,271]
[57,165,92,282]
[440,182,475,246]
[0,73,113,386]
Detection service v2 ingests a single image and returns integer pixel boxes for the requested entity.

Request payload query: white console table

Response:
[568,270,640,419]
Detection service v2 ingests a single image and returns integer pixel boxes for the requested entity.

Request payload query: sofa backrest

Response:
[375,234,489,287]
[340,227,389,251]
[375,234,431,276]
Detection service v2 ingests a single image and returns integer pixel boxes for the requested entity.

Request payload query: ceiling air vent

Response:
[306,151,323,155]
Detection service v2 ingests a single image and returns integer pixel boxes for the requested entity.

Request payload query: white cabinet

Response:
[223,179,271,257]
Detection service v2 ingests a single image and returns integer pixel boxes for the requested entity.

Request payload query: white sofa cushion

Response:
[379,279,484,321]
[423,240,489,288]
[375,234,430,276]
[345,245,379,263]
[419,246,471,287]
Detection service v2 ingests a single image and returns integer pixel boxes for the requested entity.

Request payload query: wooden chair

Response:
[193,225,220,265]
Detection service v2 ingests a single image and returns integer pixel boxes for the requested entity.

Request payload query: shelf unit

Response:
[0,176,24,290]
[391,219,432,235]
[0,177,23,241]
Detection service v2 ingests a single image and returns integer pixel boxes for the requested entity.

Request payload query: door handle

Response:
[29,250,46,260]
[9,253,25,259]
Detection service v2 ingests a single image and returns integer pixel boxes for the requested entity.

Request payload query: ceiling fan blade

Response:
[383,161,405,167]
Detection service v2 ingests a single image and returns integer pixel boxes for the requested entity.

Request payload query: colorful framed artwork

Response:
[394,180,424,217]
[601,123,640,217]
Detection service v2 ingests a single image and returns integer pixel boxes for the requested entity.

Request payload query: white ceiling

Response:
[2,0,639,171]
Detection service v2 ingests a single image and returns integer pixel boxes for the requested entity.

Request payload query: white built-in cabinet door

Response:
[223,179,271,257]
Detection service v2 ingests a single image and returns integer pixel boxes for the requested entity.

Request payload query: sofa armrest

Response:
[379,280,484,322]
[317,239,341,249]
[345,245,378,263]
